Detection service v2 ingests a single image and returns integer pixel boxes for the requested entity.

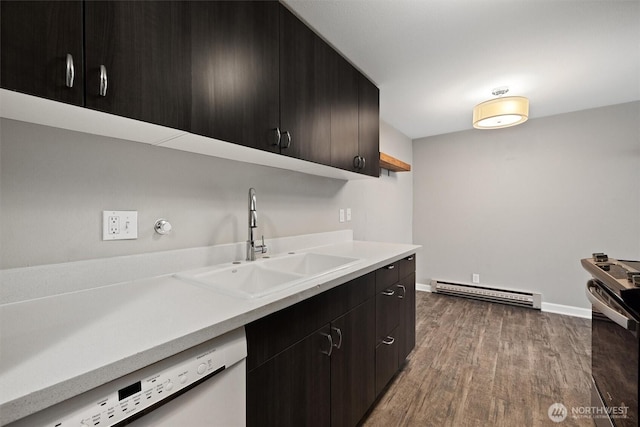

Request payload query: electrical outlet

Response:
[472,273,480,284]
[346,208,352,222]
[103,211,138,240]
[339,209,345,223]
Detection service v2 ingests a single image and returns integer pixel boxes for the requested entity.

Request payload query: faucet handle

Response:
[258,235,268,254]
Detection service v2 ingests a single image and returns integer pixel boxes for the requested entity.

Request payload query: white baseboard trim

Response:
[416,283,432,292]
[417,282,591,319]
[541,302,592,319]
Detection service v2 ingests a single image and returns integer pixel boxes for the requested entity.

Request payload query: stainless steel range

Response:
[582,253,640,427]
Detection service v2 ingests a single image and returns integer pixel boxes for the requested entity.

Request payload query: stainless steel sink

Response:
[174,252,361,299]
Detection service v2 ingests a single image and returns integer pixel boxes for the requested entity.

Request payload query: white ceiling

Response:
[283,0,640,139]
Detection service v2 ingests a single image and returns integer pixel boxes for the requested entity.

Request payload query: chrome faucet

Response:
[247,188,267,261]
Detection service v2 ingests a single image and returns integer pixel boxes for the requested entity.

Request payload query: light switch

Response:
[346,208,352,221]
[339,209,345,223]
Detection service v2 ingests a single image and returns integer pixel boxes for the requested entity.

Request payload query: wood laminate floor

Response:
[362,292,592,427]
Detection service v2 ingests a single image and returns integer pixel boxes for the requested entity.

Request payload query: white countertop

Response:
[0,239,419,425]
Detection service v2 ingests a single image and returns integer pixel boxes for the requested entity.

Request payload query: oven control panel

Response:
[9,328,247,427]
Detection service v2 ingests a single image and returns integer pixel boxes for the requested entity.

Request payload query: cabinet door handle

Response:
[382,289,395,296]
[406,256,414,261]
[353,156,361,169]
[382,336,395,345]
[65,54,75,88]
[397,284,406,299]
[331,326,343,349]
[360,156,366,169]
[280,131,291,149]
[386,264,395,270]
[320,332,333,356]
[270,128,281,146]
[99,65,108,97]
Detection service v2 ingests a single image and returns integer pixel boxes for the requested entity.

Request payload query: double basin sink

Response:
[174,252,361,299]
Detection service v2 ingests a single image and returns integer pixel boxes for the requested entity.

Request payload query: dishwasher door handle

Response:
[586,281,638,331]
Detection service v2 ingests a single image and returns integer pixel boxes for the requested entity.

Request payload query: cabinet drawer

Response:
[399,254,416,279]
[375,286,399,345]
[375,262,399,293]
[375,326,399,396]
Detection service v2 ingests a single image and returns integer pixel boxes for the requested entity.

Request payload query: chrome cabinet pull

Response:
[397,284,406,299]
[331,326,343,349]
[320,332,333,356]
[360,156,366,169]
[382,289,395,296]
[382,336,395,345]
[99,65,108,97]
[65,54,75,88]
[386,264,395,270]
[280,131,291,149]
[270,128,282,146]
[406,256,414,261]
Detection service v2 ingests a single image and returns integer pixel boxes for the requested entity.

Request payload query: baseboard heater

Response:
[431,280,542,310]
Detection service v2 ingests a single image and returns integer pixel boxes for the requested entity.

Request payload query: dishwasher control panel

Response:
[9,328,247,427]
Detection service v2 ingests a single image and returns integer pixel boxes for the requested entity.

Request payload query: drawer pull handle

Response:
[320,332,333,357]
[331,327,343,349]
[382,289,395,296]
[406,256,414,261]
[397,284,406,299]
[382,336,395,345]
[386,264,395,270]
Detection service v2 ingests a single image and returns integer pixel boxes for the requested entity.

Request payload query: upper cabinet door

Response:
[330,51,360,173]
[358,75,380,177]
[84,1,191,131]
[279,6,332,164]
[1,1,84,106]
[190,1,280,153]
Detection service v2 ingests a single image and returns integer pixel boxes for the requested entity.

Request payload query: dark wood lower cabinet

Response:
[375,326,399,396]
[398,273,416,362]
[247,325,332,427]
[247,257,415,427]
[331,299,375,427]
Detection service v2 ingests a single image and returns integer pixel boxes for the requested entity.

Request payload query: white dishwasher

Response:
[9,328,247,427]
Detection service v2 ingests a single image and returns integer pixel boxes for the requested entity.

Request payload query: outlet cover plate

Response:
[103,211,138,240]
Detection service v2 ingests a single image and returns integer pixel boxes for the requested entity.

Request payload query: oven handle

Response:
[586,281,638,331]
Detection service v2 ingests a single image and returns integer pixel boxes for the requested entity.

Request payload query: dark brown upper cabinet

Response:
[84,1,191,132]
[190,1,280,153]
[358,75,381,177]
[1,1,84,106]
[330,51,360,173]
[279,5,332,165]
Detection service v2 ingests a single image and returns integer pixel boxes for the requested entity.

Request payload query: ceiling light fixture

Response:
[472,87,529,129]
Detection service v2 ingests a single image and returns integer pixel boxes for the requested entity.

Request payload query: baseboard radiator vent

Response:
[431,280,542,310]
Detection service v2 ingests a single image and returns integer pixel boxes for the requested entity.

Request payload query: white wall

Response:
[413,102,640,309]
[0,118,412,269]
